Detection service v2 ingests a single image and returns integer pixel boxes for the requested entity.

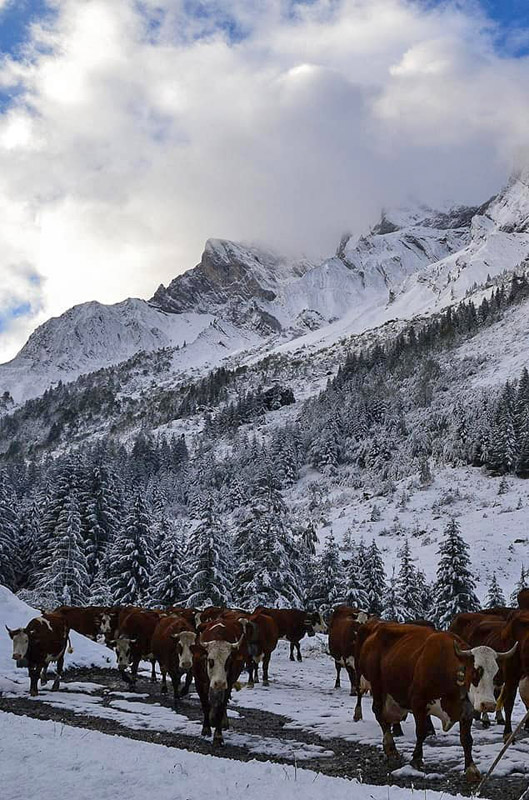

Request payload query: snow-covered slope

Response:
[3,170,529,407]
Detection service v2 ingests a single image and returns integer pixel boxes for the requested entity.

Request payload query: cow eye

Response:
[208,659,214,668]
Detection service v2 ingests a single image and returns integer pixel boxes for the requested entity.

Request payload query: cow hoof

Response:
[289,656,295,662]
[503,732,514,744]
[263,680,269,687]
[51,682,60,692]
[297,656,302,663]
[334,683,340,690]
[30,689,38,697]
[213,735,224,747]
[353,709,363,722]
[465,764,481,783]
[247,681,254,689]
[349,689,356,697]
[40,678,48,686]
[160,686,168,695]
[410,759,424,772]
[201,725,212,737]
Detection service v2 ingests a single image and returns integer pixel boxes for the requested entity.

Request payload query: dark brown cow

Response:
[151,615,197,707]
[53,605,112,642]
[356,621,517,781]
[254,607,326,662]
[192,616,247,746]
[328,606,368,695]
[498,610,529,740]
[6,613,71,696]
[449,610,507,643]
[112,608,162,686]
[235,610,279,686]
[518,589,529,610]
[165,607,198,629]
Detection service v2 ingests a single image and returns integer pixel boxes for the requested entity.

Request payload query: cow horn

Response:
[495,642,518,662]
[230,632,245,651]
[171,632,182,640]
[454,641,473,660]
[5,625,13,638]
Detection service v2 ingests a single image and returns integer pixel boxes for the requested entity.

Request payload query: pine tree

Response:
[363,540,386,616]
[38,493,90,605]
[308,530,345,615]
[234,473,302,608]
[433,519,479,629]
[383,566,399,620]
[394,539,423,622]
[0,471,17,590]
[485,573,506,608]
[343,540,369,610]
[510,565,528,605]
[107,493,152,605]
[184,500,233,608]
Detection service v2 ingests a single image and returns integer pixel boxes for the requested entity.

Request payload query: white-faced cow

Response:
[193,617,247,746]
[6,613,72,696]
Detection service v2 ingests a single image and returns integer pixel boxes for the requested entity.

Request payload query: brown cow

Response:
[237,610,279,686]
[112,608,162,686]
[356,621,517,781]
[151,615,197,708]
[193,616,247,746]
[254,607,326,661]
[464,618,511,727]
[518,589,529,610]
[497,610,529,740]
[6,614,72,696]
[165,607,198,629]
[328,606,368,695]
[53,605,113,642]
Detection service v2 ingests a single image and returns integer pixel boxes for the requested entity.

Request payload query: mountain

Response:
[2,170,529,410]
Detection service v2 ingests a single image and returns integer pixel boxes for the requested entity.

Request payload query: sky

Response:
[1,0,529,363]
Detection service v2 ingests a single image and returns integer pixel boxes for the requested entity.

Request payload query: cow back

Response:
[26,613,69,659]
[519,589,529,610]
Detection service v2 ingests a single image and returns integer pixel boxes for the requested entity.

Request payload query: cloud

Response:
[0,0,529,361]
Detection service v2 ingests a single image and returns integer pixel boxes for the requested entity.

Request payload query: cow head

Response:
[5,625,30,661]
[113,636,137,671]
[454,642,518,713]
[171,631,197,671]
[202,633,245,691]
[305,611,327,636]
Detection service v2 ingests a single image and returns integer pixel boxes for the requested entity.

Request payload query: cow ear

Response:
[129,638,137,644]
[108,639,116,646]
[171,633,181,640]
[5,625,14,638]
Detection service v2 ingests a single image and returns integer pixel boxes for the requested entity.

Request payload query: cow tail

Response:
[67,635,74,654]
[495,685,506,712]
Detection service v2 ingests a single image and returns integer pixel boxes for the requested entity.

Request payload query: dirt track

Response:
[1,666,528,800]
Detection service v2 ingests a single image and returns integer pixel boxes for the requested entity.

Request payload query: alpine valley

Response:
[1,169,529,613]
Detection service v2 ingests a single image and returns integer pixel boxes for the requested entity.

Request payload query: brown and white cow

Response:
[328,606,369,695]
[497,610,529,740]
[111,608,162,686]
[193,617,247,746]
[254,607,326,662]
[233,610,279,686]
[6,613,72,696]
[151,615,197,708]
[356,621,517,781]
[165,607,198,629]
[53,605,114,643]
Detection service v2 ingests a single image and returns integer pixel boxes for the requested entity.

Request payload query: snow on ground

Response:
[0,586,113,694]
[0,711,473,800]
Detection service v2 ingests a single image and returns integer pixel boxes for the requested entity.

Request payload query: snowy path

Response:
[1,638,528,800]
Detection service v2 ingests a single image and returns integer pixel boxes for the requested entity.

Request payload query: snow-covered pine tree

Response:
[184,498,233,608]
[38,493,90,605]
[433,518,479,629]
[0,471,17,590]
[308,530,345,615]
[510,565,528,605]
[383,566,399,620]
[107,493,152,605]
[343,540,369,610]
[149,519,188,607]
[363,540,386,616]
[394,539,423,622]
[485,573,506,608]
[234,473,302,608]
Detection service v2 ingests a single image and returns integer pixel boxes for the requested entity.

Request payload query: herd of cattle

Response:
[5,587,529,783]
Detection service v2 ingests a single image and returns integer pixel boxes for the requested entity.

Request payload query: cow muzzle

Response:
[480,700,496,713]
[211,679,227,691]
[12,653,23,660]
[180,659,192,672]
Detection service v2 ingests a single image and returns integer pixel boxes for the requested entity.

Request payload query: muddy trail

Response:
[1,666,527,800]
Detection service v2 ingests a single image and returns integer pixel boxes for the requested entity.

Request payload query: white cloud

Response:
[1,0,529,361]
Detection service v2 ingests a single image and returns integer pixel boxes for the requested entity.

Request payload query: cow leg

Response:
[334,661,341,689]
[179,670,193,698]
[40,664,49,685]
[353,678,364,722]
[501,680,518,743]
[247,660,255,687]
[460,699,480,783]
[289,641,295,661]
[130,658,140,688]
[170,669,181,708]
[346,665,357,697]
[29,664,40,697]
[373,694,398,759]
[519,678,529,731]
[296,642,302,662]
[210,690,228,746]
[51,654,64,691]
[410,709,429,771]
[193,661,212,737]
[425,715,436,737]
[150,659,157,683]
[119,669,132,685]
[262,653,271,687]
[392,722,404,737]
[160,668,168,695]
